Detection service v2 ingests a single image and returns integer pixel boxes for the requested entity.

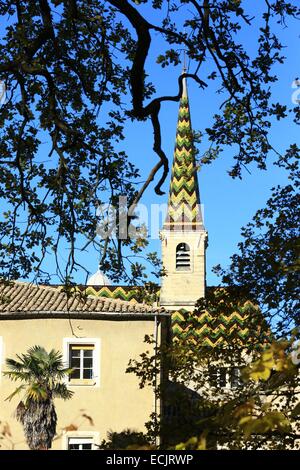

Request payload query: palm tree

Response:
[4,345,73,450]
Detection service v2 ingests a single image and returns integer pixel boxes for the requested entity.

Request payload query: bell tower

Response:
[160,76,208,310]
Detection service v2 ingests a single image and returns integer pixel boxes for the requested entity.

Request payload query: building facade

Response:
[0,283,170,450]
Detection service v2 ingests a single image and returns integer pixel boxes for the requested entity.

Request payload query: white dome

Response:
[87,270,111,286]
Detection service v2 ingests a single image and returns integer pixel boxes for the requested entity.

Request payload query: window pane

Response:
[70,349,80,358]
[83,349,93,358]
[230,367,242,388]
[70,357,81,368]
[83,357,93,368]
[69,443,79,450]
[70,368,80,379]
[82,444,92,450]
[83,368,93,379]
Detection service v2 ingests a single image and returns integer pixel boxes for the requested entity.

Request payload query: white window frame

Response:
[63,338,100,387]
[209,366,242,390]
[68,437,94,450]
[62,431,100,450]
[70,345,94,381]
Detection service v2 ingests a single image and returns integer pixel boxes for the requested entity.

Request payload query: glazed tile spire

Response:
[164,76,204,231]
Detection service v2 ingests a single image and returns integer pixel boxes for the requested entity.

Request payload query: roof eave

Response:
[0,310,171,320]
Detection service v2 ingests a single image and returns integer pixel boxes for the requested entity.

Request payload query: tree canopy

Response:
[0,0,299,287]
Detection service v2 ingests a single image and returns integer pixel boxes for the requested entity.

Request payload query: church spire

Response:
[164,75,204,232]
[160,74,208,310]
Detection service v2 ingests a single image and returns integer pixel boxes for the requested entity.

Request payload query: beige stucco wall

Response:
[0,316,162,450]
[160,230,207,309]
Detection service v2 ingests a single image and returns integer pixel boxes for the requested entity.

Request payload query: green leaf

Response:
[5,385,25,401]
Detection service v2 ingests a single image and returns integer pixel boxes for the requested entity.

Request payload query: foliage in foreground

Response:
[99,428,152,450]
[127,297,300,450]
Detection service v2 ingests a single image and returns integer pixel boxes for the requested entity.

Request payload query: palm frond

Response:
[5,385,25,401]
[52,383,74,400]
[52,367,74,379]
[3,370,36,382]
[26,383,48,402]
[27,345,48,359]
[5,357,26,371]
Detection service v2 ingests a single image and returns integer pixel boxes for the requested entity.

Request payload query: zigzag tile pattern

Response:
[76,285,141,303]
[171,303,270,348]
[164,95,204,231]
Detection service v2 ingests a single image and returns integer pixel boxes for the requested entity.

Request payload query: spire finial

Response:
[182,51,188,99]
[182,36,188,98]
[183,48,187,74]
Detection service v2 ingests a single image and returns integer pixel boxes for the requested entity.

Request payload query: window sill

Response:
[68,379,97,387]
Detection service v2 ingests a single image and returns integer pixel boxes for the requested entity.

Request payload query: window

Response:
[68,437,93,450]
[69,344,94,380]
[229,367,242,388]
[176,243,190,271]
[209,367,242,390]
[63,432,100,450]
[63,338,100,387]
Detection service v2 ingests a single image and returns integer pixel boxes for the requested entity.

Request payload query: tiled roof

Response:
[171,303,271,348]
[163,77,204,231]
[75,285,158,303]
[0,282,168,317]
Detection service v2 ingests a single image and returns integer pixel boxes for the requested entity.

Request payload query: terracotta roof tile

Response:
[0,282,168,317]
